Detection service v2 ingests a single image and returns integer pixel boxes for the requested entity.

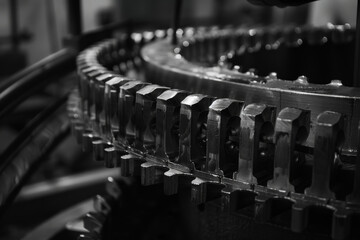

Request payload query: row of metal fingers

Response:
[68,34,360,239]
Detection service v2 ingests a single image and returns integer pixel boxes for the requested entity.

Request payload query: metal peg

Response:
[205,98,242,177]
[221,186,256,212]
[305,111,344,199]
[82,131,101,152]
[177,94,213,170]
[234,103,276,184]
[191,178,224,205]
[163,169,194,195]
[155,89,188,162]
[120,154,144,177]
[118,81,149,147]
[79,66,104,121]
[134,85,169,153]
[104,146,126,168]
[92,140,110,161]
[140,162,168,186]
[267,107,310,192]
[94,74,115,132]
[104,77,129,141]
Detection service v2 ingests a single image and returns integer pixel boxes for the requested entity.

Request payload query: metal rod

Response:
[67,0,82,36]
[9,0,19,49]
[353,0,360,87]
[0,49,76,120]
[172,0,182,45]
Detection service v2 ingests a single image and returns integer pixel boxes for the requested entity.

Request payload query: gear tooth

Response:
[292,191,336,236]
[120,154,143,177]
[305,111,344,199]
[134,85,169,154]
[163,169,180,195]
[235,103,276,185]
[221,179,256,212]
[291,200,308,233]
[155,89,189,162]
[254,190,269,221]
[221,186,237,212]
[118,81,149,148]
[267,107,310,193]
[191,177,224,205]
[332,208,352,240]
[140,162,168,186]
[92,140,106,161]
[104,146,116,168]
[254,188,293,227]
[177,94,214,170]
[86,69,108,130]
[93,73,115,135]
[206,99,243,177]
[163,169,194,195]
[191,178,208,205]
[103,77,130,142]
[106,147,127,168]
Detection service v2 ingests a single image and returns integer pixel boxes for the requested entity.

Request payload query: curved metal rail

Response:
[0,19,134,220]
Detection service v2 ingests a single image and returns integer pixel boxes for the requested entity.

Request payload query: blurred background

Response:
[0,0,356,74]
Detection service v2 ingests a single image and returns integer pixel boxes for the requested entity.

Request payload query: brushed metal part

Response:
[142,34,360,157]
[305,111,344,199]
[134,85,169,154]
[205,98,243,177]
[177,94,214,170]
[69,25,360,239]
[155,89,188,162]
[234,103,276,184]
[267,107,310,192]
[104,77,129,141]
[118,81,149,148]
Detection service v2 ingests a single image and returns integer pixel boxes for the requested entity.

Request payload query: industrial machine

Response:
[1,0,360,239]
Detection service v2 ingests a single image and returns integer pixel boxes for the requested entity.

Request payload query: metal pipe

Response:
[0,104,70,219]
[67,0,82,36]
[0,49,76,120]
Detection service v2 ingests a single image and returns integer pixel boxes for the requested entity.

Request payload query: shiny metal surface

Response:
[68,25,360,239]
